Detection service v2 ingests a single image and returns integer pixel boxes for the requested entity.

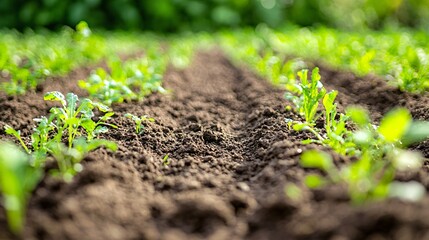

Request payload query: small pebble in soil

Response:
[237,182,250,192]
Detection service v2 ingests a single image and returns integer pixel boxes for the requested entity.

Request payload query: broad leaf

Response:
[346,106,370,127]
[300,150,333,171]
[323,90,338,113]
[401,121,429,146]
[304,174,326,188]
[65,93,79,118]
[378,108,412,143]
[44,91,66,107]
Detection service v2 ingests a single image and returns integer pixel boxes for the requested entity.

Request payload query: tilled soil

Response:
[1,50,429,240]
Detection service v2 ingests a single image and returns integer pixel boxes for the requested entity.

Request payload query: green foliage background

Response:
[0,0,429,31]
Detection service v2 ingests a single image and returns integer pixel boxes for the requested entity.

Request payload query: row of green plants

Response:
[78,34,208,106]
[0,91,158,234]
[288,68,429,203]
[79,52,167,106]
[0,22,110,95]
[221,35,429,204]
[220,27,429,93]
[0,25,205,235]
[1,91,118,233]
[0,22,174,96]
[1,23,203,105]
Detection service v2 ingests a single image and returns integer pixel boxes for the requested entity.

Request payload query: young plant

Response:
[48,138,117,182]
[321,91,356,155]
[300,107,429,203]
[30,115,57,168]
[0,142,42,234]
[44,91,117,147]
[79,52,166,106]
[5,91,118,180]
[124,113,155,134]
[162,154,170,166]
[4,125,31,154]
[285,68,355,155]
[285,67,326,125]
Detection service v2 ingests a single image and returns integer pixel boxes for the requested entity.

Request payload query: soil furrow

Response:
[316,64,429,122]
[1,51,429,240]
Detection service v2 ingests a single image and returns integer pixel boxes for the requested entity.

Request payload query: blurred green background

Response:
[1,0,428,31]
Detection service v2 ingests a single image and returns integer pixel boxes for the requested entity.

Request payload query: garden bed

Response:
[1,50,429,240]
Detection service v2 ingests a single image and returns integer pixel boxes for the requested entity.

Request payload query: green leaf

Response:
[311,67,321,85]
[94,126,109,135]
[98,112,115,122]
[93,102,111,112]
[78,99,94,119]
[304,174,326,188]
[4,125,30,154]
[297,69,308,85]
[293,122,310,131]
[125,113,139,122]
[322,90,338,113]
[79,139,118,152]
[80,119,96,133]
[300,150,333,171]
[65,93,79,118]
[401,121,429,146]
[0,142,40,233]
[346,106,370,127]
[378,108,412,143]
[44,91,66,107]
[4,124,20,138]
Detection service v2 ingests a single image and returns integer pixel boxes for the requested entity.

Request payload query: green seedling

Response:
[162,154,170,166]
[44,91,117,147]
[285,69,355,155]
[78,65,136,106]
[285,67,326,125]
[79,51,166,106]
[48,138,117,182]
[30,116,57,167]
[300,107,429,204]
[4,125,30,154]
[0,22,112,96]
[5,91,118,180]
[321,91,356,155]
[124,113,155,134]
[0,142,42,234]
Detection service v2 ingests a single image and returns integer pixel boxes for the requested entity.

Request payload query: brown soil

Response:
[1,50,429,240]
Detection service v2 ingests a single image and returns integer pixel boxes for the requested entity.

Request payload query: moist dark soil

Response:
[1,50,429,240]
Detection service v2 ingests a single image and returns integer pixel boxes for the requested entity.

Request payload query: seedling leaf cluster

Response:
[1,91,120,232]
